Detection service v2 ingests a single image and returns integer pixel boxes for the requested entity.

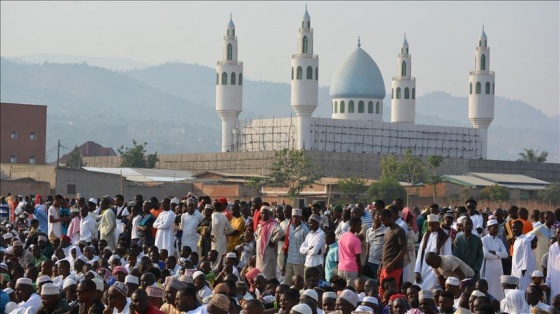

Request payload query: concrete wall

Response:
[0,178,51,196]
[0,164,57,186]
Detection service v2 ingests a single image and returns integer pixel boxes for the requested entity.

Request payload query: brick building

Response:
[0,102,47,165]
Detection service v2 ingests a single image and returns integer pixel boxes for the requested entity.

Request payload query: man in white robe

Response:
[511,219,537,292]
[481,219,509,300]
[255,206,285,280]
[211,202,234,257]
[530,211,554,272]
[180,198,204,252]
[99,198,117,251]
[414,214,452,290]
[153,198,177,256]
[545,226,560,299]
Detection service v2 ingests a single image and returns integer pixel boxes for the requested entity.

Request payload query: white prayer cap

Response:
[290,304,312,314]
[500,275,519,286]
[457,216,467,224]
[470,290,485,298]
[419,290,434,300]
[486,219,498,227]
[125,275,139,285]
[37,275,52,285]
[109,254,121,262]
[292,208,303,216]
[339,289,359,307]
[88,198,97,204]
[362,296,379,305]
[323,291,337,300]
[445,277,460,286]
[226,252,237,259]
[180,274,193,284]
[427,214,439,223]
[93,278,104,291]
[16,278,33,286]
[41,283,61,296]
[171,197,180,205]
[193,271,205,279]
[531,270,544,278]
[302,289,318,302]
[63,279,77,290]
[263,295,275,303]
[355,305,374,312]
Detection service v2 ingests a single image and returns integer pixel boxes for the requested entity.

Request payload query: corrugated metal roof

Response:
[469,172,549,185]
[442,175,495,188]
[82,167,193,182]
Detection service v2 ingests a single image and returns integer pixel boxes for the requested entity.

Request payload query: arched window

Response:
[412,88,416,99]
[470,83,472,94]
[297,66,303,79]
[315,67,318,80]
[306,66,313,79]
[231,72,236,85]
[302,36,308,53]
[404,87,410,99]
[334,101,338,113]
[307,21,310,28]
[485,82,490,94]
[221,72,227,85]
[340,101,345,113]
[376,102,381,114]
[348,100,355,113]
[239,73,243,85]
[475,82,481,94]
[358,101,364,113]
[216,73,219,85]
[396,87,401,99]
[368,101,374,113]
[480,54,486,71]
[492,82,495,95]
[227,44,233,61]
[291,67,294,80]
[401,61,407,76]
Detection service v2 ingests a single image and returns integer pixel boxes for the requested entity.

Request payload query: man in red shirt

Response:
[252,197,263,232]
[130,289,164,314]
[337,218,363,287]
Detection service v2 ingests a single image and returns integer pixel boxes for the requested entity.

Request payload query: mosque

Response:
[215,8,495,159]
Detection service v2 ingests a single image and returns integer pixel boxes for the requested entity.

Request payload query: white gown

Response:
[180,211,204,252]
[511,233,536,292]
[481,234,508,300]
[546,242,560,299]
[211,212,234,257]
[413,232,452,290]
[153,210,177,256]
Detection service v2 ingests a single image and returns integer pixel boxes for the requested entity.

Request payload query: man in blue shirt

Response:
[324,230,339,282]
[34,197,49,234]
[0,196,9,222]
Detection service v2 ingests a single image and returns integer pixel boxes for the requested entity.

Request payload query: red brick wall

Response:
[1,103,47,165]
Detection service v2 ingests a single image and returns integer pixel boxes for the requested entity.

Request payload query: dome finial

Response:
[357,36,361,48]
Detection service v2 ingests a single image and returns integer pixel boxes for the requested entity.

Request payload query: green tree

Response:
[537,183,560,205]
[426,155,443,202]
[399,150,427,184]
[262,149,320,204]
[517,148,548,163]
[337,177,368,202]
[479,184,510,202]
[118,140,159,168]
[65,145,86,169]
[380,155,400,180]
[368,177,406,203]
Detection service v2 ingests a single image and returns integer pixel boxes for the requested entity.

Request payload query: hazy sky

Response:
[2,1,559,117]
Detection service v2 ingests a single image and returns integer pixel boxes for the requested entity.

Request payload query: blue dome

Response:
[330,47,386,99]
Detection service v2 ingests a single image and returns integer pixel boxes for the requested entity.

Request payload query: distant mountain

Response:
[11,54,153,71]
[1,57,558,163]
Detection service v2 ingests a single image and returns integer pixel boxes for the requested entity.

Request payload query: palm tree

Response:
[517,148,548,163]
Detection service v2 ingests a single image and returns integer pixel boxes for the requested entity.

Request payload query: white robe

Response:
[100,208,117,251]
[181,210,204,252]
[545,242,560,298]
[255,220,285,280]
[511,233,536,292]
[530,224,551,272]
[414,232,452,290]
[211,212,234,257]
[481,234,508,300]
[153,210,177,256]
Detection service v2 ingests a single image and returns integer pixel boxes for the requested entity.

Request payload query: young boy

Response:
[235,231,255,269]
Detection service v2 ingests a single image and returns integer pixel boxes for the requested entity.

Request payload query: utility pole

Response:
[56,139,60,167]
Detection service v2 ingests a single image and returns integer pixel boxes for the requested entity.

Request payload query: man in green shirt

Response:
[30,244,47,268]
[453,217,483,280]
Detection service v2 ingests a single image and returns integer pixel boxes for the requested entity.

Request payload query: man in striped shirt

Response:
[282,208,309,286]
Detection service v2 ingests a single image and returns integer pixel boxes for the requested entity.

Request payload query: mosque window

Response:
[396,87,401,99]
[307,66,313,79]
[391,88,394,99]
[297,66,303,79]
[485,82,490,94]
[334,101,337,113]
[216,73,219,85]
[292,67,294,80]
[239,73,243,85]
[479,40,482,47]
[340,101,345,113]
[358,101,364,113]
[470,83,472,94]
[307,21,310,28]
[302,36,308,53]
[401,61,407,76]
[315,67,318,80]
[404,87,410,99]
[492,82,495,95]
[348,100,355,113]
[227,44,233,61]
[231,72,236,85]
[476,82,481,94]
[368,101,374,113]
[376,102,381,114]
[484,40,487,47]
[480,54,486,70]
[412,88,416,99]
[222,72,227,85]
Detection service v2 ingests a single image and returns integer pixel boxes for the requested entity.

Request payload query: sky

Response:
[1,1,559,117]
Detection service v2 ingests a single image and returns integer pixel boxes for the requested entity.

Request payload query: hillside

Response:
[1,57,558,163]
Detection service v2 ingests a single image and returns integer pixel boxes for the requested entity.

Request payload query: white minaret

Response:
[468,26,495,159]
[291,5,318,150]
[216,14,243,152]
[391,34,416,123]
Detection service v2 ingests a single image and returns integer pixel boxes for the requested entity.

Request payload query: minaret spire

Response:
[391,33,416,123]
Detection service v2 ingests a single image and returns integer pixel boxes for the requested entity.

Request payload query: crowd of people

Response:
[0,192,559,314]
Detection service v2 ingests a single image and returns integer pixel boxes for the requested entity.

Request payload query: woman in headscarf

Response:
[255,206,285,280]
[402,207,419,284]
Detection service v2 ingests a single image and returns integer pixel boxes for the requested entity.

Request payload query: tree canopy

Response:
[537,183,560,205]
[64,145,86,169]
[118,140,159,168]
[337,177,368,202]
[479,184,510,202]
[517,148,548,163]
